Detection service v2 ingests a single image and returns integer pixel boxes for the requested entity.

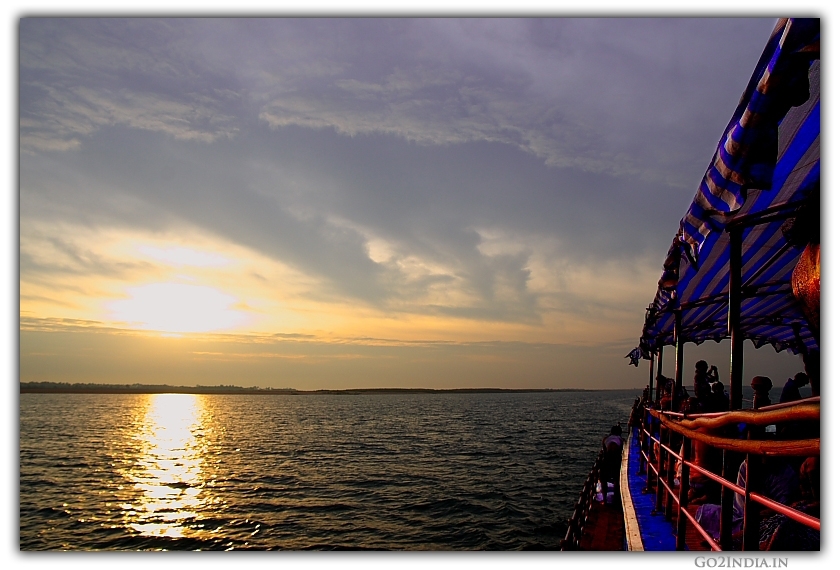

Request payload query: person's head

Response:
[610,424,622,436]
[712,382,725,395]
[750,376,773,391]
[794,372,810,387]
[695,360,708,373]
[750,376,773,408]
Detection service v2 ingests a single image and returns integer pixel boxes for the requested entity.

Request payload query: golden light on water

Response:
[123,394,209,539]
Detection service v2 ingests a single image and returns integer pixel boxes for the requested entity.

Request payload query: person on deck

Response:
[695,456,798,548]
[628,397,643,432]
[710,381,729,411]
[600,424,624,505]
[759,456,820,550]
[751,376,774,409]
[657,376,674,411]
[694,360,719,397]
[778,373,817,441]
[780,372,810,404]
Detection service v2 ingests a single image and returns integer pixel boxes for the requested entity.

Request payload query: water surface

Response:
[20,390,637,550]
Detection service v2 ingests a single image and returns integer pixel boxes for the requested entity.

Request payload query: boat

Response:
[561,17,820,552]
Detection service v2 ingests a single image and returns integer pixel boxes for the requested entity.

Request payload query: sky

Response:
[15,14,815,391]
[4,3,835,569]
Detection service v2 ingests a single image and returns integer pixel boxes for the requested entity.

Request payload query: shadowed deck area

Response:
[578,500,625,550]
[623,428,712,551]
[571,428,714,551]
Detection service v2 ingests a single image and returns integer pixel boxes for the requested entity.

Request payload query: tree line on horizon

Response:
[19,381,593,394]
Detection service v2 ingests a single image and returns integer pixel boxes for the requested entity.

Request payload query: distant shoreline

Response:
[20,382,606,395]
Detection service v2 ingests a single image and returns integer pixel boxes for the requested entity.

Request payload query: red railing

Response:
[636,398,819,551]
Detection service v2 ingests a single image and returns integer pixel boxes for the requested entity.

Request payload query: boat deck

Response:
[621,429,711,551]
[577,500,624,550]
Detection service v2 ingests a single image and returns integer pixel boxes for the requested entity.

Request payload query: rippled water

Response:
[20,390,638,550]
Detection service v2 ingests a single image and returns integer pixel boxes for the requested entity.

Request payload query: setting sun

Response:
[108,282,249,334]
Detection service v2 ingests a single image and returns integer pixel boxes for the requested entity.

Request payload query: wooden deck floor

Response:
[665,496,714,551]
[578,501,625,550]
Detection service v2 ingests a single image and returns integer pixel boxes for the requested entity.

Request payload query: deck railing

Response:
[636,397,819,551]
[560,449,605,550]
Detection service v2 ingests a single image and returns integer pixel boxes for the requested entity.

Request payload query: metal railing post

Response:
[742,452,760,550]
[645,348,662,493]
[640,353,655,477]
[655,426,666,513]
[643,411,654,492]
[677,436,692,550]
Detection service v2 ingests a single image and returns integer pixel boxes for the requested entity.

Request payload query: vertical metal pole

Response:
[644,348,659,492]
[674,312,685,409]
[742,455,760,550]
[677,436,692,550]
[640,352,655,476]
[666,311,684,521]
[655,421,665,512]
[741,395,763,551]
[729,225,744,413]
[657,347,664,390]
[649,349,655,403]
[651,348,665,503]
[644,416,654,491]
[720,224,744,551]
[638,415,644,475]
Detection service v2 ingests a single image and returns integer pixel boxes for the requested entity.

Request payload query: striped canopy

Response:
[638,18,820,357]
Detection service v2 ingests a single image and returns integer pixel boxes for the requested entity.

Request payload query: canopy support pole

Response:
[649,350,655,403]
[728,225,744,412]
[719,225,745,551]
[673,312,685,410]
[665,311,684,521]
[644,347,662,494]
[656,347,663,395]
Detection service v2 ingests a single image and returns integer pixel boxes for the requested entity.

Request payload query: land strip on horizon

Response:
[20,382,602,395]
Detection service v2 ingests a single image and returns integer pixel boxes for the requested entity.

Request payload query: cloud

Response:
[20,19,775,176]
[20,83,240,153]
[254,18,776,182]
[20,19,241,153]
[18,17,780,334]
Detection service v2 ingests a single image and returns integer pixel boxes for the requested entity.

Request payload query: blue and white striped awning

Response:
[638,18,819,357]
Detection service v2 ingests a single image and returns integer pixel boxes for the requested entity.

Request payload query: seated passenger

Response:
[695,456,798,548]
[759,456,819,550]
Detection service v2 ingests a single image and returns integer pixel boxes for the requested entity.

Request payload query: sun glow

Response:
[136,245,231,268]
[108,282,249,334]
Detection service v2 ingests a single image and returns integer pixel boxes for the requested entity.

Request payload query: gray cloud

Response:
[19,17,779,326]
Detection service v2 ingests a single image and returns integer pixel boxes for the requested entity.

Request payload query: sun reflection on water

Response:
[123,394,209,539]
